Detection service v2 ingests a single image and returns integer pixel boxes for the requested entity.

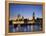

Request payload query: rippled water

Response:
[9,22,42,32]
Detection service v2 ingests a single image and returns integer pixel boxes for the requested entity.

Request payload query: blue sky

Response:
[9,3,43,20]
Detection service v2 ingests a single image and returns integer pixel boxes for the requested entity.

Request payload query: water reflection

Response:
[9,22,41,32]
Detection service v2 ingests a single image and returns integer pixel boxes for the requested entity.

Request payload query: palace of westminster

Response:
[9,12,43,32]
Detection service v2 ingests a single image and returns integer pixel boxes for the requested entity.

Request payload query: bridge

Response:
[12,20,35,24]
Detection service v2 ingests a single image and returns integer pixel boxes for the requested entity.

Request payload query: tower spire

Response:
[33,12,35,20]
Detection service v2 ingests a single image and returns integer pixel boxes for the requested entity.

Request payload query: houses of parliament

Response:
[9,12,43,32]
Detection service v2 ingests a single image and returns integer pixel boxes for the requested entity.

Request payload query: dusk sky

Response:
[9,3,43,20]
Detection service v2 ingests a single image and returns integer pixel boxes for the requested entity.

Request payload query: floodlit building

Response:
[12,12,35,24]
[9,12,42,32]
